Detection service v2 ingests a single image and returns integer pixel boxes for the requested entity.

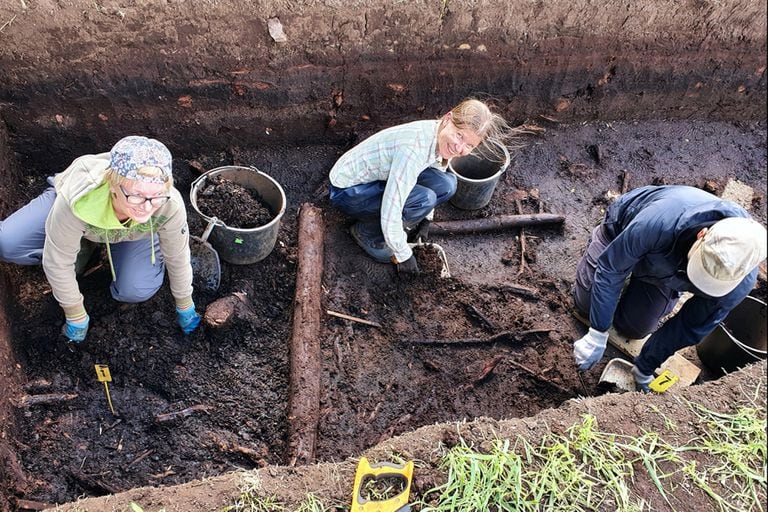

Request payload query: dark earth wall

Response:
[0,121,27,510]
[0,0,766,174]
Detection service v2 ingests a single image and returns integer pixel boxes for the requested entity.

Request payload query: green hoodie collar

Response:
[72,182,131,229]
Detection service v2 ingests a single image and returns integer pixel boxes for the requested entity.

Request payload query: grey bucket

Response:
[190,165,286,265]
[448,140,510,210]
[696,296,767,374]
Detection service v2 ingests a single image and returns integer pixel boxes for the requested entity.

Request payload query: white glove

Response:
[573,328,609,371]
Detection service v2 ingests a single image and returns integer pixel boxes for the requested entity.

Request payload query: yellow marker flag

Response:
[650,369,679,393]
[94,364,116,415]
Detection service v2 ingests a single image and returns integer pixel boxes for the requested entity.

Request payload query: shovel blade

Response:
[598,358,635,393]
[190,236,221,292]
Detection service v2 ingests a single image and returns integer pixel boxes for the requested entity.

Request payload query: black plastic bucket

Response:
[696,296,767,374]
[447,140,510,210]
[190,166,286,265]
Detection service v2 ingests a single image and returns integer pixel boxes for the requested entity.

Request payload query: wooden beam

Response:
[430,213,564,235]
[286,204,325,466]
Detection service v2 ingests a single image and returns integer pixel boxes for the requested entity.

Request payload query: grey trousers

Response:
[573,224,678,339]
[0,186,165,303]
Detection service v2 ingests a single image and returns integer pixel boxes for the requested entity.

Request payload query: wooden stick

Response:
[514,199,530,275]
[471,355,505,385]
[326,309,382,328]
[286,204,325,466]
[15,499,53,511]
[17,393,78,408]
[23,379,52,393]
[82,262,104,277]
[154,404,211,424]
[431,213,564,235]
[127,449,154,468]
[463,303,496,331]
[518,229,529,275]
[210,433,267,466]
[490,282,540,299]
[405,328,553,346]
[508,359,574,395]
[68,470,121,495]
[621,170,630,194]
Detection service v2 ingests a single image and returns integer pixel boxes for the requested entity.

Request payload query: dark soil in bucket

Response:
[196,175,275,228]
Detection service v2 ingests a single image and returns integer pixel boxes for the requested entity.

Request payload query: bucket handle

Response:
[200,216,219,243]
[190,172,208,201]
[490,138,511,174]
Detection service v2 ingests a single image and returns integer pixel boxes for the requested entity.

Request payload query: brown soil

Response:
[50,364,768,511]
[0,2,765,511]
[1,118,765,511]
[195,175,275,229]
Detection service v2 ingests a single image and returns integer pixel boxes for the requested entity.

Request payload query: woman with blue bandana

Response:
[0,136,201,343]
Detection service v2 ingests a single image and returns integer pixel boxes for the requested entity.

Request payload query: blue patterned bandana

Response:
[109,136,172,184]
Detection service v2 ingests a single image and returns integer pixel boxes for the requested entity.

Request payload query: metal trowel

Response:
[189,217,221,292]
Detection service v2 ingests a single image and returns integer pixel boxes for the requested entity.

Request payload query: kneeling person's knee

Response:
[111,280,162,303]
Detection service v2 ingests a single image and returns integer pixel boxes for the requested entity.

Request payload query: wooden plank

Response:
[601,326,700,387]
[574,311,700,388]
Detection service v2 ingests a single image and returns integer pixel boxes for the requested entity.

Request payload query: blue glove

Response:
[573,327,609,371]
[63,315,90,343]
[176,305,201,334]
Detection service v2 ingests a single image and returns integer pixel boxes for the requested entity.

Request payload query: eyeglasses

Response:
[118,185,170,207]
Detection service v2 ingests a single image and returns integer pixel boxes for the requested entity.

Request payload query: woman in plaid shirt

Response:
[329,98,516,275]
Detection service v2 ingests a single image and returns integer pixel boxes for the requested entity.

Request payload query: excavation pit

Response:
[0,1,765,510]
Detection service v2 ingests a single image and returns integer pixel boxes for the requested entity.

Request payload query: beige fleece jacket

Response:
[42,152,194,317]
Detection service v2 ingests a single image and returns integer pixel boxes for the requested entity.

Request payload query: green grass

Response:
[223,475,285,512]
[224,474,338,512]
[420,398,766,512]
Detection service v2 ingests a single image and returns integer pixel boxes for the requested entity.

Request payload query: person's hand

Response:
[62,315,90,343]
[394,254,420,276]
[176,304,201,334]
[407,219,431,243]
[573,327,609,371]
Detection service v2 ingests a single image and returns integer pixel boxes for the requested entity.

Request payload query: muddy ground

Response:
[1,117,765,508]
[51,363,768,512]
[0,1,766,510]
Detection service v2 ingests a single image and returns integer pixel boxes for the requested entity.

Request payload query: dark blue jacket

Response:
[591,185,757,348]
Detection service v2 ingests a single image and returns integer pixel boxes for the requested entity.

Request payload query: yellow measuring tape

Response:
[351,457,413,512]
[94,364,116,415]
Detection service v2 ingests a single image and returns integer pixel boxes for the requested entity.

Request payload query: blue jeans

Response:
[329,167,457,226]
[0,185,165,303]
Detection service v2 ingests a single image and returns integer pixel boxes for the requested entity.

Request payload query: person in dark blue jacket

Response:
[572,185,766,391]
